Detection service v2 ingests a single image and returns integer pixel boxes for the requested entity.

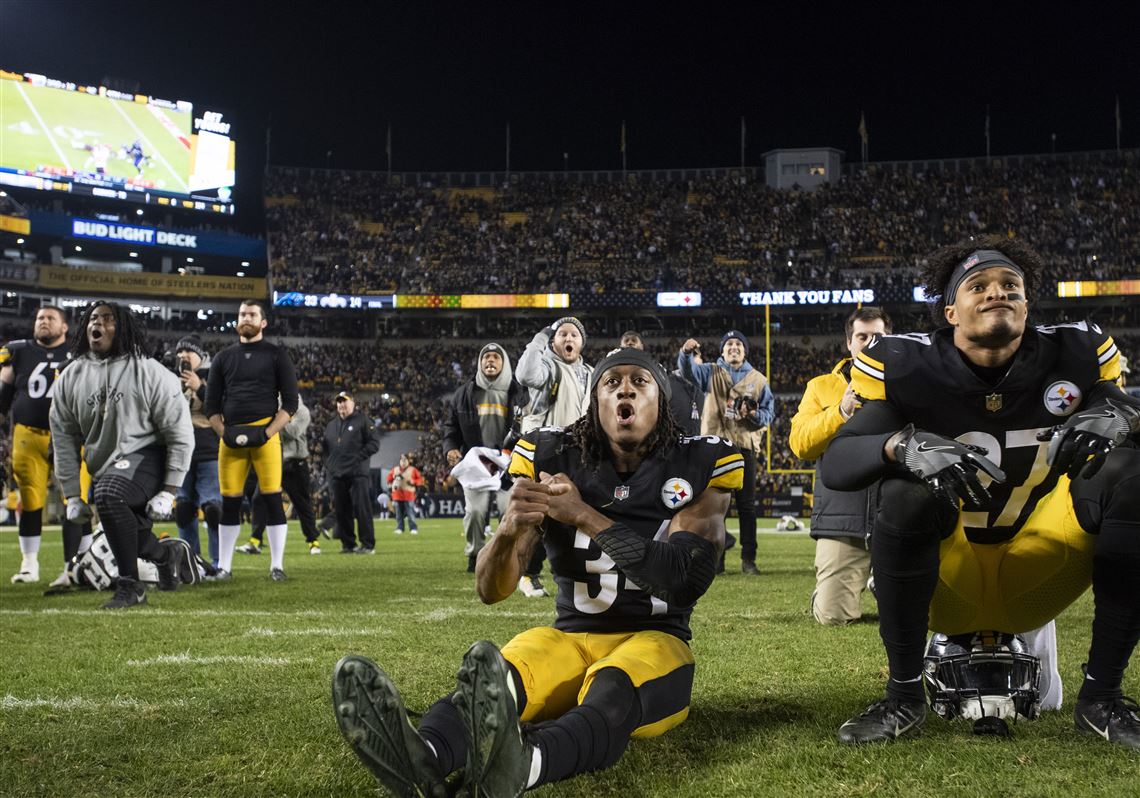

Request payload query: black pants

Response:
[252,458,319,543]
[736,449,758,562]
[331,474,375,550]
[92,449,165,582]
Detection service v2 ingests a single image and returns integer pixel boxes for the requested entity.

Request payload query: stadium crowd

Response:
[265,155,1138,298]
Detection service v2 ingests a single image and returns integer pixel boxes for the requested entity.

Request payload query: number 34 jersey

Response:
[509,429,744,641]
[851,322,1122,542]
[0,339,72,430]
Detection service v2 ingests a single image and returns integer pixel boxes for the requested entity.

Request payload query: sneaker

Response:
[409,528,418,536]
[356,547,376,555]
[741,558,759,576]
[237,541,262,554]
[11,557,40,584]
[308,541,322,555]
[1074,695,1140,750]
[270,567,287,582]
[48,570,71,588]
[340,547,358,554]
[394,528,404,536]
[453,640,531,798]
[837,698,927,744]
[102,578,148,610]
[331,655,447,798]
[517,575,548,598]
[209,568,233,582]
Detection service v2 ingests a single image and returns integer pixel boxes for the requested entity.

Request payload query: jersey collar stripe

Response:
[853,358,885,381]
[857,352,885,371]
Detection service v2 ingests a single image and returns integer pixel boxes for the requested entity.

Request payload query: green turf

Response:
[0,79,191,191]
[1,520,1136,797]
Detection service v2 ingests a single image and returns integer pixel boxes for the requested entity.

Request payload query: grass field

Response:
[2,519,1137,797]
[0,79,191,191]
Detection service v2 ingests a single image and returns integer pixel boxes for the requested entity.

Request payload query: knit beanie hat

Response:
[551,317,587,344]
[720,330,748,354]
[175,334,207,360]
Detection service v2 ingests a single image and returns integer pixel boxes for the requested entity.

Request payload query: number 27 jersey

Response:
[0,339,71,429]
[509,429,744,641]
[851,322,1121,542]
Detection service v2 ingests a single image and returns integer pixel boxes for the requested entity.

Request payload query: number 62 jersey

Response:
[0,339,72,430]
[509,429,744,641]
[849,322,1123,543]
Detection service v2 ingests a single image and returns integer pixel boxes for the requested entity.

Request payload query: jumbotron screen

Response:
[0,69,236,214]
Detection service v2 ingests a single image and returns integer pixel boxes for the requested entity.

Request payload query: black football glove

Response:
[223,425,269,449]
[893,424,1006,508]
[1036,399,1140,480]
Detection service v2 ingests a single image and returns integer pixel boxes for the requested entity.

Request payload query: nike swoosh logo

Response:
[915,442,954,453]
[1079,714,1111,740]
[893,717,920,737]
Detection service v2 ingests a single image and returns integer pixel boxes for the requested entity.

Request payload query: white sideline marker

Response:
[2,694,187,711]
[126,654,304,667]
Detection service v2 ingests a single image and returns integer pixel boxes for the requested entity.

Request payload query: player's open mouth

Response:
[616,402,636,426]
[90,329,104,341]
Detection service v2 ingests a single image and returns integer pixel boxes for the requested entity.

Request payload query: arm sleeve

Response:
[48,375,84,498]
[677,351,713,392]
[1084,378,1140,414]
[292,400,311,437]
[203,350,225,418]
[150,368,194,488]
[789,376,846,461]
[276,349,300,415]
[595,524,718,609]
[361,416,380,458]
[819,399,907,491]
[515,332,555,391]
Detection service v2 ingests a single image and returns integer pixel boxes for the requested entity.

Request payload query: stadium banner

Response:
[28,211,264,260]
[272,292,568,310]
[38,265,266,299]
[0,68,236,214]
[657,291,702,307]
[419,493,466,518]
[273,290,397,309]
[1056,279,1140,298]
[0,262,38,285]
[739,287,875,306]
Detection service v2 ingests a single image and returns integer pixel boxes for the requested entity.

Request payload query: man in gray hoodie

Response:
[50,302,194,609]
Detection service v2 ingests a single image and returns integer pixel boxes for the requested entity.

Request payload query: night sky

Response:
[4,1,1137,177]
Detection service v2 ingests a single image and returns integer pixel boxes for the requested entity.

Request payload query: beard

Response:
[965,314,1023,348]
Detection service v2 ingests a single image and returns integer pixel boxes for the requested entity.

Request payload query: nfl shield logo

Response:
[985,393,1003,412]
[614,485,630,501]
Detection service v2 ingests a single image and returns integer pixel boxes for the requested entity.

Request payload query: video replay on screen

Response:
[0,69,237,214]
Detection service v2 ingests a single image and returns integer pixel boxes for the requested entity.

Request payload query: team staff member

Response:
[678,330,775,575]
[324,391,380,553]
[332,348,743,796]
[790,307,891,625]
[205,299,299,581]
[0,306,91,586]
[442,342,528,572]
[50,302,193,609]
[821,237,1140,748]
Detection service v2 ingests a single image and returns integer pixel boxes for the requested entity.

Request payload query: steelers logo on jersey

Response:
[661,477,694,509]
[1043,381,1082,417]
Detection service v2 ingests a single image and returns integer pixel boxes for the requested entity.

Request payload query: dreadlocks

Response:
[71,302,151,359]
[920,235,1043,326]
[565,391,682,471]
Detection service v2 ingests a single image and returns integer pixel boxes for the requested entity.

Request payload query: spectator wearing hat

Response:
[173,335,222,566]
[678,330,775,575]
[323,391,380,553]
[442,343,529,573]
[620,330,701,436]
[513,316,594,596]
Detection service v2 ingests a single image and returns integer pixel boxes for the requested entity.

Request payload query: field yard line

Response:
[2,694,187,711]
[245,626,392,637]
[126,654,305,667]
[15,82,72,170]
[107,97,188,193]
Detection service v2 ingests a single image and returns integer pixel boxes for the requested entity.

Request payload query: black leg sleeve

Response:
[417,698,467,777]
[872,477,950,701]
[93,474,152,581]
[284,460,319,542]
[1072,447,1140,698]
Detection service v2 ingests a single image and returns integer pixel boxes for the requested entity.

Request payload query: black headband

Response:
[588,348,672,401]
[944,249,1024,305]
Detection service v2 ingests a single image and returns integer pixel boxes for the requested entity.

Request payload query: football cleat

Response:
[270,568,287,582]
[308,541,322,555]
[1074,695,1140,750]
[331,655,448,798]
[102,578,147,610]
[11,557,40,584]
[356,547,376,555]
[837,698,927,744]
[409,528,418,536]
[237,541,262,554]
[453,640,531,798]
[210,568,233,582]
[394,528,404,536]
[517,576,548,598]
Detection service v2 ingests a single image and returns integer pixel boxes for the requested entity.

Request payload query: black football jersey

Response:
[509,429,744,641]
[851,322,1122,542]
[0,339,71,429]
